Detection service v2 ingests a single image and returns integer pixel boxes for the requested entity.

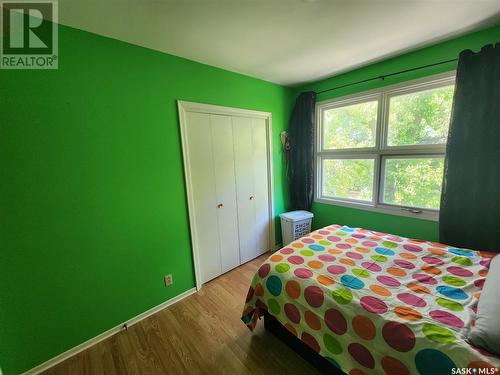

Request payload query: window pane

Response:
[322,100,378,149]
[387,85,454,146]
[323,159,374,202]
[382,157,444,210]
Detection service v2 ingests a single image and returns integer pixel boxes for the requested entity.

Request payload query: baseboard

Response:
[22,287,197,375]
[273,243,282,251]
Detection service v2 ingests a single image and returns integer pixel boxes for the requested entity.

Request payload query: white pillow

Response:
[468,254,500,355]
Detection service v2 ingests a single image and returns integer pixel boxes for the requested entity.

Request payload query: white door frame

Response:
[177,100,275,290]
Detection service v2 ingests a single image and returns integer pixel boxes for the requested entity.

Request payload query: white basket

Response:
[280,210,314,246]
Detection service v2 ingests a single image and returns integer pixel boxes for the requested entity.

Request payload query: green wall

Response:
[0,25,292,374]
[295,24,500,242]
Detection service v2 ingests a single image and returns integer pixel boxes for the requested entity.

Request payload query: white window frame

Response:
[315,72,456,221]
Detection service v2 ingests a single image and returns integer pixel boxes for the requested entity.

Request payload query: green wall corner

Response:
[0,24,292,374]
[296,23,500,241]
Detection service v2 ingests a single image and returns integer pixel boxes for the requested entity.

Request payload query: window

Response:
[322,100,378,150]
[323,158,375,202]
[316,73,455,219]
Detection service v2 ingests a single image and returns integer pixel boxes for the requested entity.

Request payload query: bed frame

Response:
[263,311,345,374]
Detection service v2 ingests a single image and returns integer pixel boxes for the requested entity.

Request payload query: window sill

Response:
[315,197,439,221]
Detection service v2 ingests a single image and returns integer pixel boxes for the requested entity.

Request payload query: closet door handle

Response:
[217,203,224,208]
[249,196,255,200]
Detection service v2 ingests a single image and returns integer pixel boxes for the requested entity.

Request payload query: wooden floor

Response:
[43,254,318,375]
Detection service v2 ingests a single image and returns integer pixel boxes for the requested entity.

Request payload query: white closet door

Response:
[210,115,240,273]
[232,116,258,263]
[251,118,270,256]
[184,112,221,283]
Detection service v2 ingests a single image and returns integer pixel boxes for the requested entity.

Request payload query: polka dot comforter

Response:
[241,224,500,374]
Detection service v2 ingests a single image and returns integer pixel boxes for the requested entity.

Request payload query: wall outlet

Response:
[164,274,173,286]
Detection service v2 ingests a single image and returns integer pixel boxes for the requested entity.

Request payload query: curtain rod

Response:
[316,58,458,95]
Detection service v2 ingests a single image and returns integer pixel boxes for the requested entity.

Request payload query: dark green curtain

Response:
[440,43,500,252]
[288,91,316,210]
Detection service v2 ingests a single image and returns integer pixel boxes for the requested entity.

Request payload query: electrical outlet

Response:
[164,274,173,286]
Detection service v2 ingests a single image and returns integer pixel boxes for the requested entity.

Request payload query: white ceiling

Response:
[58,0,500,86]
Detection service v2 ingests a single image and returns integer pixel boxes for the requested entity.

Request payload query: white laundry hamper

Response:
[279,210,314,246]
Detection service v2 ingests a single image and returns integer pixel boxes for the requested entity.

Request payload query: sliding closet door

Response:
[210,115,240,273]
[180,101,274,288]
[233,117,258,263]
[184,112,221,283]
[252,118,270,255]
[233,116,270,263]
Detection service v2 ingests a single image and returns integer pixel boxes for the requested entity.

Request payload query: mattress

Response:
[241,224,500,375]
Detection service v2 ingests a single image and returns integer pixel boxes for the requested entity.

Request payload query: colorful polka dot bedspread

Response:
[241,224,500,375]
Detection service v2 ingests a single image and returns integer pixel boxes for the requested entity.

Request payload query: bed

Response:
[241,224,500,374]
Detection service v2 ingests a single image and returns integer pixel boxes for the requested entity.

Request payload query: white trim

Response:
[267,115,277,253]
[177,101,272,119]
[315,197,439,221]
[22,288,197,375]
[315,72,455,220]
[177,101,275,291]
